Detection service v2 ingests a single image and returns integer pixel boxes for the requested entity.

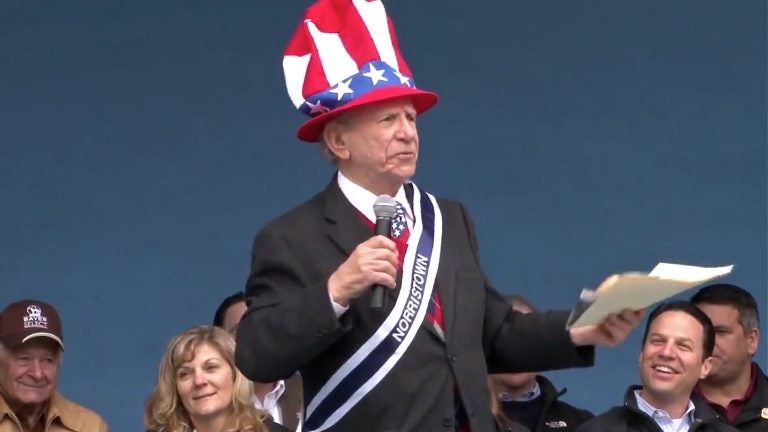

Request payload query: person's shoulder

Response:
[554,396,594,416]
[51,393,109,431]
[574,406,629,432]
[551,399,595,422]
[264,418,292,432]
[274,189,327,221]
[431,195,469,219]
[256,189,327,234]
[754,364,768,406]
[433,194,462,208]
[536,377,593,423]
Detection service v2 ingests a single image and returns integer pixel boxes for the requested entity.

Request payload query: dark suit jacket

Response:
[266,418,292,432]
[236,176,595,432]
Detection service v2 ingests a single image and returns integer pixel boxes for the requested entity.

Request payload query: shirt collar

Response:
[337,171,412,223]
[634,389,696,425]
[0,393,18,426]
[0,391,77,431]
[498,380,542,403]
[252,379,286,410]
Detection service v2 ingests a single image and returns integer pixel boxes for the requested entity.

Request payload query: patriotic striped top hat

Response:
[284,0,439,142]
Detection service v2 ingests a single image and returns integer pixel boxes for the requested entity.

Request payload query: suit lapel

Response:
[323,175,402,308]
[323,175,371,257]
[436,239,456,343]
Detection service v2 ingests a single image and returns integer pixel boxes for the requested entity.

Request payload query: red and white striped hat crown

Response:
[283,0,439,142]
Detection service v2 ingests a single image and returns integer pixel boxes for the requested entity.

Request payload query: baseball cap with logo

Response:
[0,300,64,350]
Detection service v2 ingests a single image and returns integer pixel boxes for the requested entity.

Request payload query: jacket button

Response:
[448,354,457,363]
[442,416,453,427]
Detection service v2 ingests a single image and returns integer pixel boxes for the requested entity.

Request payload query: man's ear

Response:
[699,356,714,379]
[322,120,350,162]
[746,327,759,356]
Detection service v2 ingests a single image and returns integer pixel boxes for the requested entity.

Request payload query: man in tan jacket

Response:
[0,299,108,432]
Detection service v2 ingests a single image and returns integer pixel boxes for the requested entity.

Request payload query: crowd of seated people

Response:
[0,282,762,431]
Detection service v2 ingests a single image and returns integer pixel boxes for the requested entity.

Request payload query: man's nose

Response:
[395,115,416,140]
[659,341,677,358]
[27,361,45,379]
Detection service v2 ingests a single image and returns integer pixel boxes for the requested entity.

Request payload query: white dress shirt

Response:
[634,389,696,432]
[253,379,286,425]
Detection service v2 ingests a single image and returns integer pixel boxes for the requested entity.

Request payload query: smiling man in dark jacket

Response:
[576,301,738,432]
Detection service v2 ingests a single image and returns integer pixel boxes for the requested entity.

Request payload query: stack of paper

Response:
[568,263,733,328]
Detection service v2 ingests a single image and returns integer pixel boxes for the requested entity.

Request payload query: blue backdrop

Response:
[1,1,765,431]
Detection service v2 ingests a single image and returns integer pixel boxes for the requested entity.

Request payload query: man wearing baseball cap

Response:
[235,1,643,431]
[0,299,108,432]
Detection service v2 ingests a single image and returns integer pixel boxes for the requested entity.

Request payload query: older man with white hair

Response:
[0,299,108,432]
[235,1,643,431]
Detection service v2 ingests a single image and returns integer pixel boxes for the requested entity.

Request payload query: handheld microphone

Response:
[371,195,397,309]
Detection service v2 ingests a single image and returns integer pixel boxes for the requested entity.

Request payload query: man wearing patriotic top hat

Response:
[235,1,643,431]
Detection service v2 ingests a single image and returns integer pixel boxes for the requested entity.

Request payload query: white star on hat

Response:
[329,79,354,101]
[393,70,411,86]
[363,63,388,86]
[305,99,330,115]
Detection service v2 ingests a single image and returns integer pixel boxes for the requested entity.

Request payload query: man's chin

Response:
[700,370,731,386]
[643,381,681,398]
[14,390,52,406]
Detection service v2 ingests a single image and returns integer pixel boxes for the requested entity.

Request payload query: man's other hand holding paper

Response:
[570,309,645,347]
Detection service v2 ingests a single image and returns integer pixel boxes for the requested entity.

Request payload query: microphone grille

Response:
[373,195,397,218]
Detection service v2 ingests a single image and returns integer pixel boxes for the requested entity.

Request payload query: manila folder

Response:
[568,263,733,328]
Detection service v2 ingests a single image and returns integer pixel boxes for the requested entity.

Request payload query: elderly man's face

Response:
[328,98,419,194]
[0,339,60,407]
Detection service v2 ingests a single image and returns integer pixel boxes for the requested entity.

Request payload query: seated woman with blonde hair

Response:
[144,325,289,432]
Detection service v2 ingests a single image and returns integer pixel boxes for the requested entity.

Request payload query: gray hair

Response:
[316,113,353,165]
[316,139,340,165]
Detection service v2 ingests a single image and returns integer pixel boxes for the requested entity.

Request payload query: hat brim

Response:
[22,333,65,351]
[297,86,439,142]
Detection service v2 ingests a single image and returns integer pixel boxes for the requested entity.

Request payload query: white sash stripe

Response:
[352,0,399,71]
